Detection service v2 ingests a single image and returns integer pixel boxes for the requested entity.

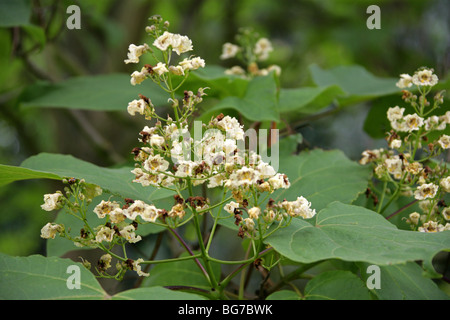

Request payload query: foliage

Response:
[0,1,449,301]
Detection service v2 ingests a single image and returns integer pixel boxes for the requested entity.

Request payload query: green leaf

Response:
[358,262,449,300]
[266,202,450,272]
[142,253,221,291]
[278,85,345,116]
[304,270,371,300]
[184,65,249,99]
[266,290,301,300]
[112,286,206,300]
[0,0,31,27]
[0,253,107,300]
[0,164,60,187]
[20,153,174,202]
[309,64,399,106]
[273,149,372,212]
[202,74,279,122]
[0,253,206,300]
[19,73,169,112]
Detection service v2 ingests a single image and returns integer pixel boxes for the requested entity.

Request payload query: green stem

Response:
[377,180,388,213]
[187,178,219,291]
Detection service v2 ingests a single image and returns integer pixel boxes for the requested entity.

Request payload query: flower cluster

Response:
[38,17,316,281]
[220,28,281,78]
[125,16,205,88]
[359,67,449,232]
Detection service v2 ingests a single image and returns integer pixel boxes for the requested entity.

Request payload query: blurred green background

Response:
[0,0,449,257]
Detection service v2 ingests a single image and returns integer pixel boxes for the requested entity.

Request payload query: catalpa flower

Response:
[119,225,142,243]
[254,38,273,61]
[282,196,316,219]
[94,200,121,219]
[41,192,64,211]
[40,223,64,239]
[414,183,439,200]
[95,225,115,243]
[153,31,192,55]
[396,74,413,89]
[220,42,240,60]
[412,68,438,87]
[124,43,150,64]
[132,258,149,277]
[437,134,450,149]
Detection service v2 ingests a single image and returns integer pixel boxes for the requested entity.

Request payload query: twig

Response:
[386,200,418,220]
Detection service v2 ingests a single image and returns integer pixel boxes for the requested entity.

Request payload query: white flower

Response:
[418,221,445,233]
[153,31,174,51]
[190,57,205,69]
[179,57,205,71]
[268,173,290,189]
[132,258,149,277]
[205,172,225,188]
[248,207,261,219]
[412,68,438,87]
[403,114,424,132]
[130,67,149,86]
[224,201,240,214]
[127,99,147,116]
[384,156,403,176]
[437,134,450,149]
[414,183,439,200]
[109,208,126,224]
[254,38,273,61]
[172,34,193,55]
[175,160,196,177]
[267,64,282,76]
[389,139,402,149]
[243,218,255,232]
[40,223,63,239]
[359,149,382,165]
[387,106,405,122]
[230,166,260,189]
[440,176,450,193]
[407,212,421,225]
[168,203,185,219]
[140,204,160,222]
[424,115,446,131]
[224,66,246,76]
[131,168,161,187]
[124,200,147,220]
[216,116,244,140]
[220,43,240,60]
[442,207,450,221]
[440,111,450,125]
[150,134,165,148]
[124,43,150,64]
[282,196,316,219]
[256,162,276,179]
[169,65,185,76]
[94,200,120,219]
[95,226,115,242]
[41,192,63,211]
[153,31,193,55]
[396,74,413,88]
[119,225,142,243]
[144,155,170,173]
[153,62,168,76]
